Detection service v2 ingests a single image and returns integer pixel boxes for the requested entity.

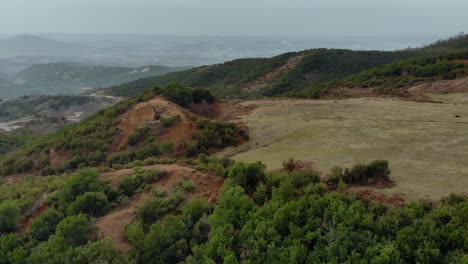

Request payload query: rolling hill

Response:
[0,63,188,98]
[17,63,187,91]
[0,86,246,176]
[106,34,468,98]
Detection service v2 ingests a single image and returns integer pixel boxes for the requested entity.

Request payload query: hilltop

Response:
[0,85,247,176]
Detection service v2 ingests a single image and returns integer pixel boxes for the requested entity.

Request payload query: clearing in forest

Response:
[217,93,468,200]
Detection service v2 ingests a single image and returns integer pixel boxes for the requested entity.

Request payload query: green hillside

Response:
[107,49,421,98]
[289,50,468,98]
[421,33,468,51]
[106,34,468,99]
[108,52,298,98]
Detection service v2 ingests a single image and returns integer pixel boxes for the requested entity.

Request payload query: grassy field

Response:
[218,94,468,200]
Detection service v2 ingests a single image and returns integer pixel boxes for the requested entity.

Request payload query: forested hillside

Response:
[0,159,466,263]
[106,34,468,99]
[0,37,468,264]
[289,50,468,98]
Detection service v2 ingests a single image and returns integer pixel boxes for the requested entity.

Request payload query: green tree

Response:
[29,208,63,241]
[0,201,22,234]
[228,161,266,193]
[67,192,110,217]
[55,214,92,247]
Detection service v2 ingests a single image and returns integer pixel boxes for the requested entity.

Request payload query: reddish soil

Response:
[111,97,195,151]
[328,75,468,102]
[346,187,406,207]
[49,149,72,167]
[453,59,468,64]
[20,193,49,231]
[241,53,306,93]
[408,75,468,98]
[96,164,224,253]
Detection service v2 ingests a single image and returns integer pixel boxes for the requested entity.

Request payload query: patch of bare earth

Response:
[111,97,194,151]
[328,75,468,102]
[96,164,224,253]
[408,75,468,99]
[20,192,49,231]
[49,149,72,167]
[346,187,406,207]
[241,53,306,93]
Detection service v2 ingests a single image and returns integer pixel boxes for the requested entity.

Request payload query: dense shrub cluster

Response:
[117,167,167,197]
[329,160,391,185]
[124,162,467,263]
[0,161,467,263]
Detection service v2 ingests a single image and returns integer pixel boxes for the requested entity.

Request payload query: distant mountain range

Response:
[0,35,83,57]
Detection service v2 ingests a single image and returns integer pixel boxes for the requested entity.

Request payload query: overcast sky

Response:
[0,0,467,36]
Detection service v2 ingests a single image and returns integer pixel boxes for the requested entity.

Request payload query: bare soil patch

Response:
[20,192,48,231]
[49,149,72,167]
[328,75,468,102]
[111,97,194,151]
[346,187,406,207]
[242,53,306,93]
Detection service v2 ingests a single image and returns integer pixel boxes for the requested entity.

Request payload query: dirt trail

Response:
[242,53,306,93]
[112,97,194,151]
[96,164,224,253]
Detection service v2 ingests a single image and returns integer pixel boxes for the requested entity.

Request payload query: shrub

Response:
[290,170,321,188]
[159,141,175,154]
[117,175,141,197]
[282,158,299,173]
[329,160,391,185]
[182,181,196,193]
[228,161,266,192]
[127,125,151,146]
[57,169,108,210]
[67,192,110,217]
[71,240,127,264]
[0,201,22,234]
[181,198,211,226]
[29,209,63,241]
[135,143,160,160]
[160,115,182,127]
[55,214,92,247]
[118,167,167,198]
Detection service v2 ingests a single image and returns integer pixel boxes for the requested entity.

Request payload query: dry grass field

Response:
[218,94,468,200]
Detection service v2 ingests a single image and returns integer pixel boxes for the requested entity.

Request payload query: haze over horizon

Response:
[1,0,467,37]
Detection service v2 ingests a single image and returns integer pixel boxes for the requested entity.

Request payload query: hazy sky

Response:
[0,0,467,36]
